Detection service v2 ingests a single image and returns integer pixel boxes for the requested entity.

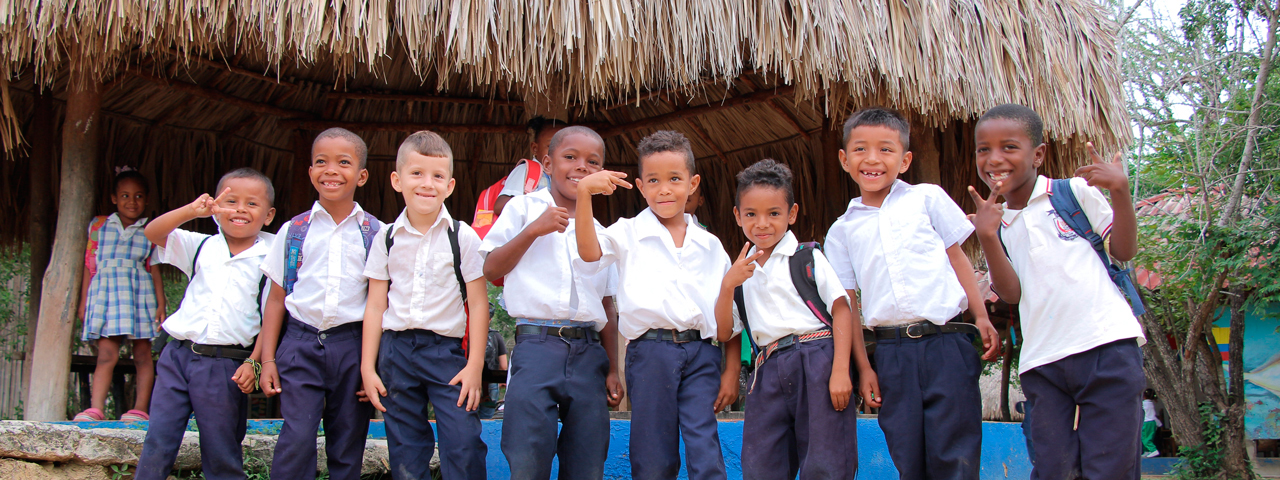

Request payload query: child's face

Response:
[684,184,703,215]
[391,152,455,218]
[734,186,797,253]
[839,125,912,196]
[310,137,369,203]
[214,177,276,239]
[111,178,148,223]
[548,133,605,204]
[638,152,700,220]
[974,117,1045,194]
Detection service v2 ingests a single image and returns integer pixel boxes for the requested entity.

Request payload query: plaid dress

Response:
[82,214,159,340]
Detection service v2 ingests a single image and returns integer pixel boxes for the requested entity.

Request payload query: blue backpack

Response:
[282,211,381,295]
[1000,179,1146,316]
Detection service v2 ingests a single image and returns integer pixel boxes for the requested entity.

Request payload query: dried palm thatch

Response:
[0,0,1131,247]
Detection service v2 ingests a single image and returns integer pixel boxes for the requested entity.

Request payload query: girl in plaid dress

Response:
[74,169,167,422]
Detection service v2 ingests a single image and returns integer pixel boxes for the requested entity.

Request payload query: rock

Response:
[0,421,81,462]
[0,458,112,480]
[75,429,146,465]
[0,458,47,479]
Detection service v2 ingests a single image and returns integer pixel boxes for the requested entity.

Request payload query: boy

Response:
[361,130,490,480]
[137,168,277,480]
[258,128,382,480]
[824,108,1000,479]
[480,126,624,479]
[715,159,880,479]
[969,103,1146,478]
[576,130,738,480]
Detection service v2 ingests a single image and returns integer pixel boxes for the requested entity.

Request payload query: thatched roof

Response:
[0,0,1131,246]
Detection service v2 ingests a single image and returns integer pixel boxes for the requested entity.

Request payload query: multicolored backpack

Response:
[471,158,543,239]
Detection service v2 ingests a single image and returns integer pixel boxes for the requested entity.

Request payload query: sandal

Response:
[120,410,150,422]
[73,408,105,422]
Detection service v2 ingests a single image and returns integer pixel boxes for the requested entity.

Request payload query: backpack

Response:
[732,242,832,359]
[998,178,1146,316]
[282,211,381,295]
[85,215,154,278]
[385,219,473,353]
[472,158,544,239]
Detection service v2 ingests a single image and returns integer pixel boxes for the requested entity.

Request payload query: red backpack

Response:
[472,158,543,239]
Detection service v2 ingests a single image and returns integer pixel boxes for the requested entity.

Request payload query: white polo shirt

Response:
[159,229,275,347]
[825,180,973,328]
[261,202,383,331]
[363,207,484,337]
[478,189,617,330]
[587,208,736,341]
[737,231,849,346]
[999,176,1145,373]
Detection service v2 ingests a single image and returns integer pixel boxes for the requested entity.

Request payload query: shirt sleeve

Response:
[603,264,619,297]
[362,227,392,281]
[822,223,858,290]
[594,220,627,269]
[924,184,975,248]
[458,223,486,283]
[812,251,852,316]
[260,223,290,287]
[479,195,531,255]
[495,333,508,356]
[498,163,530,197]
[1069,177,1116,240]
[159,229,210,278]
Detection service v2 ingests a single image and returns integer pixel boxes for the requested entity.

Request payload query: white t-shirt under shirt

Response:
[999,176,1145,374]
[737,231,849,347]
[824,180,974,328]
[478,189,618,330]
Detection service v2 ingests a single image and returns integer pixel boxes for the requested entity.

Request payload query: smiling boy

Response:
[824,108,1000,479]
[576,130,738,480]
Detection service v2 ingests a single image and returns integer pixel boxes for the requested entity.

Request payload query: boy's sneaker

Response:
[1143,451,1160,458]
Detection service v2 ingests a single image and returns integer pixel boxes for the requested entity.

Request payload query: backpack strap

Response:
[283,212,312,296]
[447,219,472,354]
[1047,179,1146,316]
[733,285,761,360]
[191,236,212,278]
[360,213,381,259]
[522,159,543,193]
[788,242,833,327]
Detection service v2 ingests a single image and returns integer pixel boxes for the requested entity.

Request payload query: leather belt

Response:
[874,320,978,341]
[638,328,705,343]
[178,340,252,360]
[516,324,600,342]
[765,328,833,359]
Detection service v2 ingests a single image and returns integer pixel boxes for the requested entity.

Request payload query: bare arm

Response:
[79,264,91,320]
[829,296,855,411]
[946,244,1000,360]
[969,184,1022,303]
[845,289,881,409]
[258,282,287,396]
[602,296,625,406]
[717,243,763,342]
[498,354,509,371]
[150,265,167,324]
[145,190,231,247]
[1076,142,1137,262]
[493,195,513,218]
[452,278,491,411]
[361,279,390,412]
[575,171,632,262]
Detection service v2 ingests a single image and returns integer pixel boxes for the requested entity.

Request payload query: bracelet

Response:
[262,359,276,364]
[242,359,262,391]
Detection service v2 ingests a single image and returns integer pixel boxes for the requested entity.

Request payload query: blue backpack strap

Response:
[283,212,312,296]
[1048,179,1147,316]
[788,242,834,327]
[733,285,761,360]
[359,213,381,259]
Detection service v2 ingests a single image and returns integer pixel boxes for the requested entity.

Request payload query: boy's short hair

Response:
[637,130,696,176]
[547,126,606,160]
[843,108,911,150]
[527,116,564,139]
[735,159,794,206]
[216,167,275,206]
[314,127,369,169]
[978,103,1045,146]
[396,130,454,173]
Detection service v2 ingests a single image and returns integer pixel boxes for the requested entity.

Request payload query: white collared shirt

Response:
[363,206,484,336]
[737,231,849,346]
[587,208,735,341]
[262,202,383,331]
[825,180,974,328]
[159,229,275,347]
[1000,176,1145,373]
[478,190,617,330]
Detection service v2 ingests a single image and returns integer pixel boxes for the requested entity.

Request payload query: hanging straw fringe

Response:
[0,78,24,157]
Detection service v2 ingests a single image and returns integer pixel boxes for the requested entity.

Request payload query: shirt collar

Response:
[844,179,908,213]
[309,201,366,224]
[106,213,149,230]
[391,205,455,237]
[221,232,274,259]
[635,208,714,249]
[1001,176,1051,226]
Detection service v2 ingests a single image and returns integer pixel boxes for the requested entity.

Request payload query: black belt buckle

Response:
[671,329,690,344]
[774,334,798,351]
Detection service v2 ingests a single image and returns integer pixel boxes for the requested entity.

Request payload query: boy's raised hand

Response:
[450,363,484,412]
[189,188,237,218]
[577,170,632,197]
[860,369,882,409]
[362,370,389,413]
[231,363,257,394]
[967,182,1005,237]
[529,205,571,237]
[1075,142,1129,193]
[723,243,766,289]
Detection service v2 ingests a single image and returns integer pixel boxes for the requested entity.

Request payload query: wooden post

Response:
[22,93,56,396]
[26,70,101,421]
[912,125,942,185]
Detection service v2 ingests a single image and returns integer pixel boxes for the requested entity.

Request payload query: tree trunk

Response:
[1220,0,1280,226]
[22,93,56,398]
[1140,309,1205,449]
[1222,287,1253,478]
[25,70,100,421]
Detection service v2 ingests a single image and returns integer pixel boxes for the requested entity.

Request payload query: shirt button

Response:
[320,333,328,340]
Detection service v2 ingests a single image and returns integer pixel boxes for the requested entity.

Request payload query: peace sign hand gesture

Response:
[188,188,238,218]
[967,181,1006,238]
[1073,142,1129,193]
[722,243,766,290]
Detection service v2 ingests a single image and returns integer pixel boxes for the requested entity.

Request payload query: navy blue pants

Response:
[626,337,726,480]
[379,330,487,480]
[501,331,611,480]
[875,330,982,480]
[1021,339,1144,480]
[271,319,371,480]
[136,341,248,480]
[742,338,858,480]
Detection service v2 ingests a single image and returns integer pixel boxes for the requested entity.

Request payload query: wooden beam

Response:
[684,118,728,163]
[599,86,794,137]
[127,68,311,119]
[171,50,299,89]
[283,120,524,134]
[22,93,56,395]
[28,68,100,421]
[766,100,811,141]
[694,128,822,161]
[327,91,523,107]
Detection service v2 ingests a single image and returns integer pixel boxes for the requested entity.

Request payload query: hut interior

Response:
[1,0,1130,420]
